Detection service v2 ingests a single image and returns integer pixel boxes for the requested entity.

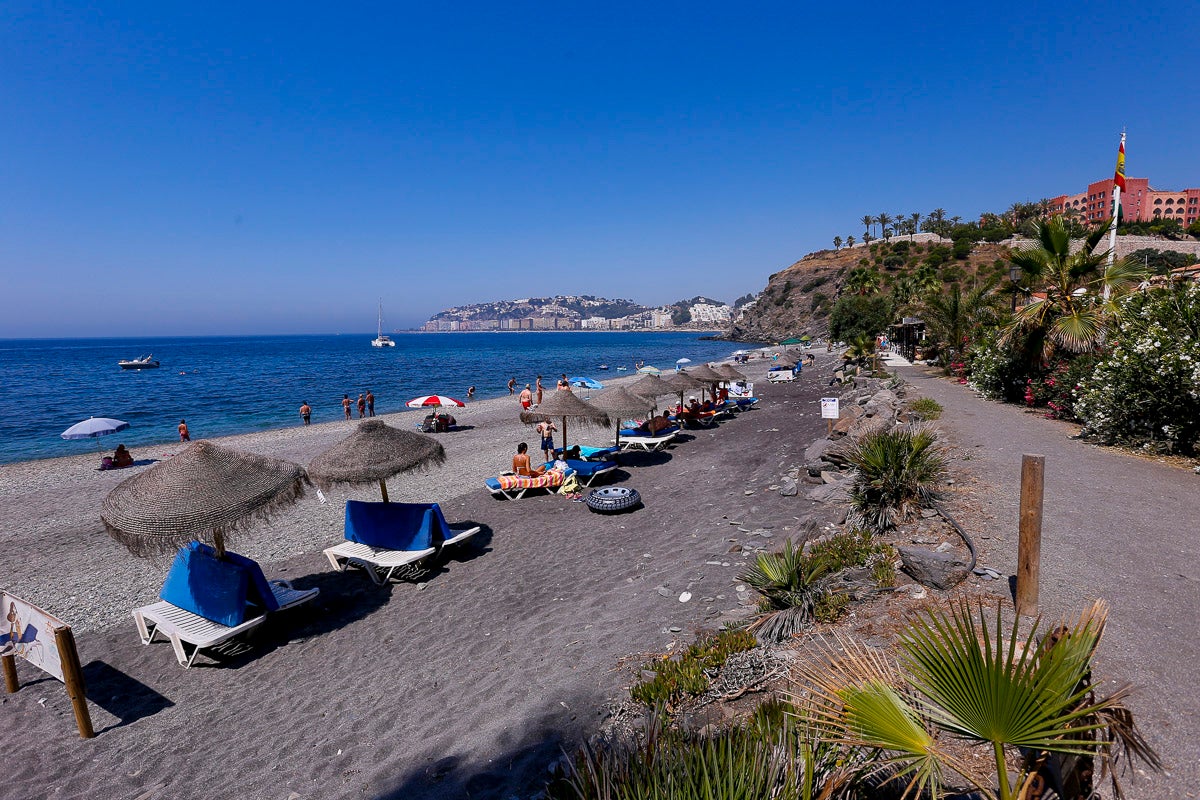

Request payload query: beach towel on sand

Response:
[495,472,565,491]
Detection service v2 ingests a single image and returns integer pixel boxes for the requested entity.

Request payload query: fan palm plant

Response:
[844,267,881,296]
[845,425,946,533]
[739,539,839,642]
[1002,218,1146,366]
[793,600,1159,800]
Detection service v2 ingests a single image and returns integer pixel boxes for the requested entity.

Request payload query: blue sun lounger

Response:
[324,500,481,584]
[552,445,621,461]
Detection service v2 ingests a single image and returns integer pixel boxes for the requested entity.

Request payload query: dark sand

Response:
[2,358,838,800]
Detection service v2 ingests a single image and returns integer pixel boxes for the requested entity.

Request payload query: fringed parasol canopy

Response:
[307,419,446,502]
[100,441,309,558]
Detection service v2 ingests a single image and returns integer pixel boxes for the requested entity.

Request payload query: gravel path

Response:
[899,364,1198,797]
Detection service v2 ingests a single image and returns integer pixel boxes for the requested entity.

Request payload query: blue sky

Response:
[2,2,1197,337]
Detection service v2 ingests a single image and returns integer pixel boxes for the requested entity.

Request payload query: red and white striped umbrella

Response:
[405,395,466,409]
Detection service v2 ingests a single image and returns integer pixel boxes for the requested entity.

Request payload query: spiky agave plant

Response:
[792,600,1160,800]
[845,425,947,533]
[546,702,851,800]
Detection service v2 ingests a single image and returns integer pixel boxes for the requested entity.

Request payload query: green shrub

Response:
[630,629,757,708]
[907,396,943,419]
[845,426,947,533]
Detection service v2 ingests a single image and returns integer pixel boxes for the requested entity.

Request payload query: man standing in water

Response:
[366,389,375,416]
[299,401,312,425]
[178,419,190,441]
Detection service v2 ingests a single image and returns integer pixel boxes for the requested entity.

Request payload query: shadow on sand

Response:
[82,660,175,733]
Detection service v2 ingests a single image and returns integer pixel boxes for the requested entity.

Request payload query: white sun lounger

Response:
[616,431,677,451]
[323,540,438,584]
[133,580,319,668]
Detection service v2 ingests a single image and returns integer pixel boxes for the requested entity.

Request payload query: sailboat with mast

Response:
[371,301,395,347]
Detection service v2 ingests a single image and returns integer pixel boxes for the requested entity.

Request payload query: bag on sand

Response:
[558,474,580,495]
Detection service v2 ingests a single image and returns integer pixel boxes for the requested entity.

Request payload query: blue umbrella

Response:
[568,376,604,399]
[62,417,130,454]
[62,417,130,440]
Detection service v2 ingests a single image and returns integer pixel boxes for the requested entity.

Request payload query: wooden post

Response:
[54,626,94,739]
[379,479,389,503]
[1016,454,1045,617]
[2,654,17,694]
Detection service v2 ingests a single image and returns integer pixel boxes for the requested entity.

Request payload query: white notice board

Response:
[820,397,840,419]
[2,591,66,682]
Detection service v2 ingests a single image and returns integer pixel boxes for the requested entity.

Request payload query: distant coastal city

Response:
[418,294,749,331]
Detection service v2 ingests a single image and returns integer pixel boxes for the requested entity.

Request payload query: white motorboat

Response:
[118,354,160,369]
[371,301,395,347]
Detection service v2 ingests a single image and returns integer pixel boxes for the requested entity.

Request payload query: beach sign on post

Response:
[1,591,94,738]
[820,397,840,436]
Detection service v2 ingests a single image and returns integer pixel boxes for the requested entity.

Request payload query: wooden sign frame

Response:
[2,591,94,738]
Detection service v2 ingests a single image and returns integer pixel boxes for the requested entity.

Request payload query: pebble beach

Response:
[1,354,846,800]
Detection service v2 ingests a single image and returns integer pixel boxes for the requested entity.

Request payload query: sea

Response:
[0,331,758,465]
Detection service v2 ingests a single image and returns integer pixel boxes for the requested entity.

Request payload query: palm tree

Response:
[844,267,881,296]
[861,215,874,239]
[846,234,856,248]
[924,207,948,236]
[1002,217,1147,365]
[794,600,1159,800]
[862,232,873,246]
[913,263,941,296]
[922,277,999,368]
[908,212,921,240]
[833,235,843,251]
[891,275,919,308]
[877,212,893,242]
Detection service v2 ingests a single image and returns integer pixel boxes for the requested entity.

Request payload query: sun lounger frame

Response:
[132,580,318,668]
[323,521,481,584]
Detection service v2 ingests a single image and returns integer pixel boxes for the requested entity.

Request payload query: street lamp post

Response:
[1009,264,1021,312]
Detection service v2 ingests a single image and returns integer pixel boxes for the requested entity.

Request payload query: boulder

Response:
[778,477,798,497]
[898,547,970,590]
[807,482,850,504]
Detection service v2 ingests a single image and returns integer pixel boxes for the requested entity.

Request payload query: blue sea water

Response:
[0,331,756,464]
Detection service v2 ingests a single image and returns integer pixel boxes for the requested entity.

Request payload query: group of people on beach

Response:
[512,374,572,410]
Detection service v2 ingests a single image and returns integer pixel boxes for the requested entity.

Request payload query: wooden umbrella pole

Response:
[379,479,390,503]
[214,530,226,558]
[561,417,568,455]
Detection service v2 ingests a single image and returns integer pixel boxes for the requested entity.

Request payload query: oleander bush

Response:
[845,426,947,533]
[1075,283,1200,454]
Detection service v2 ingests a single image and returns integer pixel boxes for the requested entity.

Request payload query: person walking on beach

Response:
[537,419,557,461]
[366,389,375,416]
[342,394,352,419]
[357,393,366,418]
[466,385,476,400]
[519,384,533,410]
[178,419,190,441]
[507,377,516,395]
[557,373,570,391]
[299,401,312,426]
[536,376,544,406]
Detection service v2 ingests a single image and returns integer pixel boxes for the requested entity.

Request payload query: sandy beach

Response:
[1,355,846,800]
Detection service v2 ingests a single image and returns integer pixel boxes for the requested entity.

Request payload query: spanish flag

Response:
[1113,137,1126,192]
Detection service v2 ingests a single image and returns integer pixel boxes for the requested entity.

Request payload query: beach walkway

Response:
[898,364,1199,797]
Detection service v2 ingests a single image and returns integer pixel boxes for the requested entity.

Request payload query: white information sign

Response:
[820,397,840,419]
[2,591,65,682]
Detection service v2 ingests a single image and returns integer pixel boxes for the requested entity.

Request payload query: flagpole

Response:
[1104,131,1126,300]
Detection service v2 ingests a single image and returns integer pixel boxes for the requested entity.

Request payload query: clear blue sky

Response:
[3,2,1197,337]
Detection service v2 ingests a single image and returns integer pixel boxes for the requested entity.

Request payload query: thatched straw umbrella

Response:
[307,419,445,503]
[100,441,309,558]
[660,369,703,411]
[715,363,747,382]
[519,390,610,453]
[626,374,673,404]
[683,363,725,400]
[588,385,656,448]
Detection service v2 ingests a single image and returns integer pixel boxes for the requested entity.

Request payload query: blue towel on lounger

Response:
[344,500,448,550]
[159,541,279,627]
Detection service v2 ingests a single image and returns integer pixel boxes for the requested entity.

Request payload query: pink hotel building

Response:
[1047,177,1200,227]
